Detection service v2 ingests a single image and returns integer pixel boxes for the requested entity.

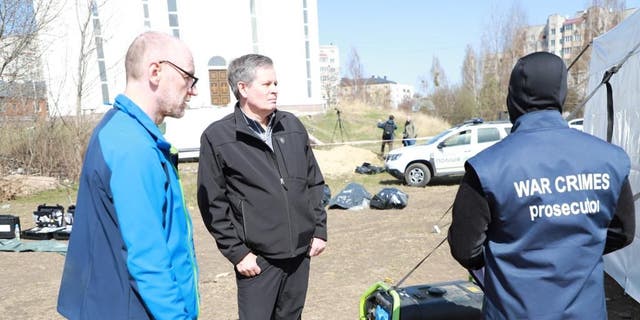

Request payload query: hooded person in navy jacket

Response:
[448,51,635,319]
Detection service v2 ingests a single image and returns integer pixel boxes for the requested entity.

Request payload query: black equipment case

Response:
[359,280,483,320]
[0,215,21,239]
[53,205,75,240]
[21,204,65,240]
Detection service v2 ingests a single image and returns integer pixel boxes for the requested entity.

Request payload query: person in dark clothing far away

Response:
[197,53,327,320]
[448,51,635,320]
[402,116,417,146]
[377,114,397,155]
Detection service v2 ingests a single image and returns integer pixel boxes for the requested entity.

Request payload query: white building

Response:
[389,83,414,109]
[35,0,323,116]
[340,76,414,109]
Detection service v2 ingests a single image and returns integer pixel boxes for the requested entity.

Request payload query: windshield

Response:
[425,129,453,145]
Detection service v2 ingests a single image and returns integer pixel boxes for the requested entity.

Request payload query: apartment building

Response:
[25,0,322,116]
[523,6,637,64]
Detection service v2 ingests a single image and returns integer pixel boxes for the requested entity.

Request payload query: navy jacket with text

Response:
[468,110,631,319]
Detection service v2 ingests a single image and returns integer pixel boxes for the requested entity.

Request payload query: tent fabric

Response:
[0,238,68,252]
[583,9,640,302]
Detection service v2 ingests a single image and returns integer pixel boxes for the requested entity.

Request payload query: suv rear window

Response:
[443,130,471,147]
[478,127,501,143]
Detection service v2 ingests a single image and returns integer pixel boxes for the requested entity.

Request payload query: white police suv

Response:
[568,118,584,131]
[385,118,512,187]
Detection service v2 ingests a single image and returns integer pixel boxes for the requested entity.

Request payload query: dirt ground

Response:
[1,161,639,319]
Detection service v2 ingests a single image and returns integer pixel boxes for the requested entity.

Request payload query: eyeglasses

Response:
[159,60,199,89]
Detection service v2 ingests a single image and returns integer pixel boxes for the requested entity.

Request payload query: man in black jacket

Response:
[377,114,397,155]
[197,54,327,320]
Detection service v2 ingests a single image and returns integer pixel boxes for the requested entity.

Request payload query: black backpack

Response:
[383,121,395,138]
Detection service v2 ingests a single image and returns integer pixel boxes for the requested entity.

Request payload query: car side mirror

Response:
[437,141,445,149]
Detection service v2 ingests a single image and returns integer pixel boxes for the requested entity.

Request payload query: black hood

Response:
[506,52,567,123]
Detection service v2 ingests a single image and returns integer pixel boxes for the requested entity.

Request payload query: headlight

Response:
[386,153,401,161]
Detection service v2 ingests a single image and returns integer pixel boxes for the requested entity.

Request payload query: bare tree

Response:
[584,0,626,40]
[460,44,479,116]
[477,1,527,120]
[73,0,112,117]
[321,75,338,109]
[461,45,478,94]
[345,46,365,101]
[74,0,97,117]
[428,56,456,120]
[561,0,627,115]
[417,76,429,94]
[2,0,113,179]
[429,56,448,89]
[0,0,60,81]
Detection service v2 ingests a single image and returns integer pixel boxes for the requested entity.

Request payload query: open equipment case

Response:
[21,204,74,240]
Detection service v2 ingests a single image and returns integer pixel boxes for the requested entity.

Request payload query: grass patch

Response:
[300,102,450,155]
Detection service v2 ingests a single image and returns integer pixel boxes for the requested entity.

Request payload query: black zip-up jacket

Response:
[197,105,327,265]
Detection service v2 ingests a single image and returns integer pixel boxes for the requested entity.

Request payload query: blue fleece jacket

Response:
[57,94,199,319]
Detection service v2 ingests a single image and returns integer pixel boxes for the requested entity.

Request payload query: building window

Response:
[91,0,110,105]
[302,1,312,98]
[166,0,180,38]
[169,13,179,26]
[98,61,107,81]
[167,0,177,11]
[101,84,109,105]
[250,0,259,52]
[96,37,104,59]
[142,1,151,28]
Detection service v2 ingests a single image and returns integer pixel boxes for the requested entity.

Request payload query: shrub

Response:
[0,116,96,180]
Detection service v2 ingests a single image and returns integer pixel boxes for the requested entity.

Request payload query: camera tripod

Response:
[331,108,348,143]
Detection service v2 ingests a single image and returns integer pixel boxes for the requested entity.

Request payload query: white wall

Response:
[390,83,414,108]
[37,0,321,115]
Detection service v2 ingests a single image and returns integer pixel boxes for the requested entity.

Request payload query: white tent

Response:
[583,9,640,302]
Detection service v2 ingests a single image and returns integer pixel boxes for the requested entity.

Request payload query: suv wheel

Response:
[404,163,431,187]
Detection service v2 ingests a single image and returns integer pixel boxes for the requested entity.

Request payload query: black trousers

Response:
[236,255,310,320]
[380,139,393,154]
